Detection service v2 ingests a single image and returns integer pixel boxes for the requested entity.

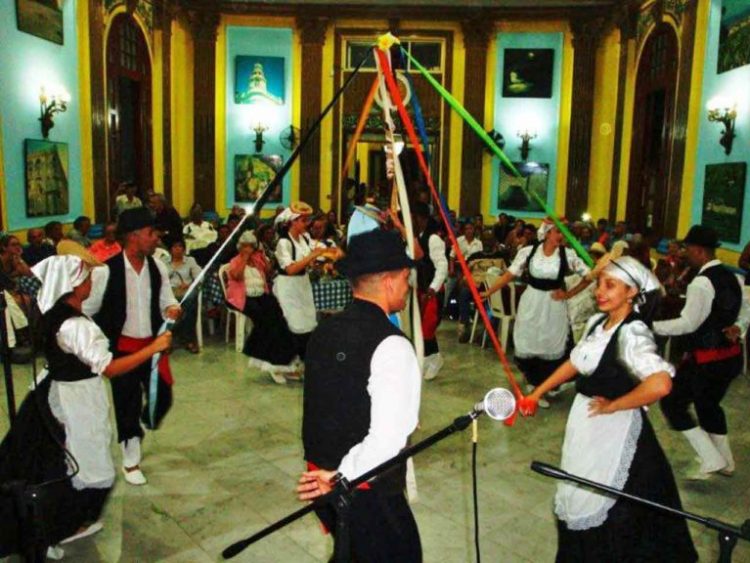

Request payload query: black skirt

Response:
[0,378,111,556]
[555,415,697,563]
[240,293,299,368]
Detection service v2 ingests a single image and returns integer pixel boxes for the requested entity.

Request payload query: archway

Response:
[626,23,679,237]
[105,13,152,215]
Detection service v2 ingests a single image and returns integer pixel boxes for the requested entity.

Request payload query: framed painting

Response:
[234,56,285,105]
[702,162,746,243]
[718,0,750,73]
[25,139,69,217]
[497,161,549,213]
[234,154,283,203]
[502,49,554,98]
[16,0,63,45]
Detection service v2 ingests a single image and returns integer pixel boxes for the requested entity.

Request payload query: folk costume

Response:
[555,257,697,562]
[654,225,750,478]
[302,230,422,562]
[0,256,113,557]
[510,220,589,388]
[83,208,178,482]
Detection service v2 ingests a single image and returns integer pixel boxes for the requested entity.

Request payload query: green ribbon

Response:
[402,47,594,268]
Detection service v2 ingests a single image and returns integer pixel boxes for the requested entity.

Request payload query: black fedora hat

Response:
[118,207,155,236]
[681,225,720,248]
[337,229,417,279]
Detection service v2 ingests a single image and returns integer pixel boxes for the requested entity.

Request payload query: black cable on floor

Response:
[472,439,481,563]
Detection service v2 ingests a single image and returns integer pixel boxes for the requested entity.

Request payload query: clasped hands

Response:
[518,394,615,417]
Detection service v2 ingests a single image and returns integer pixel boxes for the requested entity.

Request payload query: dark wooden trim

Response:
[90,0,109,222]
[459,17,493,217]
[297,16,328,208]
[160,0,174,202]
[189,11,220,211]
[565,17,605,221]
[664,2,696,237]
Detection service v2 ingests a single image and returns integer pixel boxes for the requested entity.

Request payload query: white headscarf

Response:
[602,255,660,307]
[31,255,91,314]
[237,231,258,250]
[537,217,566,242]
[274,208,301,226]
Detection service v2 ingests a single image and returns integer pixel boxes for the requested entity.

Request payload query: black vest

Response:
[94,253,163,348]
[43,302,97,383]
[691,264,742,350]
[576,313,640,400]
[523,242,569,291]
[303,299,407,493]
[416,228,439,291]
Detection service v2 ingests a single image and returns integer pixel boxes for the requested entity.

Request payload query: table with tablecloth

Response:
[312,278,352,312]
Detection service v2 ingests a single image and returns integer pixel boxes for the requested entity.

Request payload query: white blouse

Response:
[570,314,675,380]
[276,234,313,271]
[56,316,114,376]
[508,245,589,280]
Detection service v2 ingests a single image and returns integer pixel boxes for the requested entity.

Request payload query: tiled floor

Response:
[2,322,749,562]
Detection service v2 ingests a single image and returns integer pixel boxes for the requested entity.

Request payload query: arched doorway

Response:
[626,23,678,237]
[106,13,152,215]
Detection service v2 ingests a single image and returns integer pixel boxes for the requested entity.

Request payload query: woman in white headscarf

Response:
[273,202,330,361]
[483,218,591,407]
[0,254,171,559]
[520,256,697,562]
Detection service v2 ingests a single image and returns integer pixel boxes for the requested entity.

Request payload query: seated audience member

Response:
[44,221,64,248]
[595,218,611,248]
[167,239,201,353]
[0,235,34,307]
[310,215,339,251]
[326,210,344,241]
[89,222,122,262]
[149,193,183,248]
[67,216,92,248]
[579,224,596,250]
[22,227,55,266]
[493,213,512,247]
[504,220,526,250]
[203,223,237,267]
[114,181,143,216]
[183,205,218,261]
[740,240,750,285]
[227,231,300,383]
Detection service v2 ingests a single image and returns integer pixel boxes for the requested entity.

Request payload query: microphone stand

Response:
[1,480,48,563]
[531,461,750,563]
[222,411,480,560]
[0,291,17,424]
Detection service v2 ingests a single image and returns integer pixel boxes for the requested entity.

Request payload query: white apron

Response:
[273,273,317,334]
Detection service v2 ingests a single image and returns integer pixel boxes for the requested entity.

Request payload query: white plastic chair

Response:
[482,272,517,350]
[218,264,251,352]
[743,286,750,375]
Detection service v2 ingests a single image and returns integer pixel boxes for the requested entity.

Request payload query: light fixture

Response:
[39,85,70,139]
[517,129,537,161]
[706,97,737,155]
[581,212,592,223]
[253,122,268,154]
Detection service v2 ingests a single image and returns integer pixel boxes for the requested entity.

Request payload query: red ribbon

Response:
[117,335,174,385]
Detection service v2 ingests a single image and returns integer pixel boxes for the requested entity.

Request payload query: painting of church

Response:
[234,55,285,105]
[24,139,69,217]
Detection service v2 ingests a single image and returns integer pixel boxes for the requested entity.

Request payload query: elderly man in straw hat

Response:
[83,207,181,486]
[298,229,422,562]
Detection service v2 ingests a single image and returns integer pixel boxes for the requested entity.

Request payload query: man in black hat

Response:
[84,207,181,486]
[297,229,422,562]
[654,225,749,480]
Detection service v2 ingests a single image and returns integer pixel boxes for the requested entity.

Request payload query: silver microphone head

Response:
[474,388,516,421]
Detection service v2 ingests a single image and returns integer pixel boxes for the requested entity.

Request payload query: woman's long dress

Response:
[554,312,697,562]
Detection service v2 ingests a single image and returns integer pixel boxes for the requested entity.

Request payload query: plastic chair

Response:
[481,272,517,350]
[217,264,251,352]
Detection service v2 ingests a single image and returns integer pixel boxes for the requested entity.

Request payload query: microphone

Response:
[473,388,516,421]
[530,461,570,480]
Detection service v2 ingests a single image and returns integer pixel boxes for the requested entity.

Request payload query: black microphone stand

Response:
[531,461,750,563]
[0,291,17,424]
[222,411,480,560]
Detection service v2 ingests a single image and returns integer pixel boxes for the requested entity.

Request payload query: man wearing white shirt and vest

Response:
[654,225,750,480]
[412,202,448,380]
[84,208,182,486]
[298,229,422,562]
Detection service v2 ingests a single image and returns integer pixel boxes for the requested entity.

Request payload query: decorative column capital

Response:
[296,16,328,46]
[613,2,640,41]
[570,16,606,51]
[461,16,495,51]
[188,10,220,43]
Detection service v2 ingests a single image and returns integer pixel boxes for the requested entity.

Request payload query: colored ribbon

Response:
[341,74,380,185]
[375,47,523,412]
[401,47,593,269]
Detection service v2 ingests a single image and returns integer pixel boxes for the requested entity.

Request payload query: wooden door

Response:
[626,24,678,237]
[106,14,152,215]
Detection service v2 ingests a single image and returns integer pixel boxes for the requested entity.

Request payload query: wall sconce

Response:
[253,122,268,154]
[517,129,537,161]
[39,85,70,139]
[707,98,737,155]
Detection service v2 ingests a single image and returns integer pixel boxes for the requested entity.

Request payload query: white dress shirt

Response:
[422,232,448,292]
[337,334,422,481]
[83,254,179,338]
[653,259,750,337]
[450,235,483,260]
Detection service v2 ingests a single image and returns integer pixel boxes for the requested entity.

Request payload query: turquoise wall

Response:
[490,32,564,219]
[691,0,750,250]
[0,0,83,232]
[225,26,293,211]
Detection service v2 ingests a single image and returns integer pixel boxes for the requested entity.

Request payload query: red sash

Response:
[117,335,174,385]
[693,343,741,365]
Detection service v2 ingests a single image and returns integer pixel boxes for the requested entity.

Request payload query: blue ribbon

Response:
[148,320,173,428]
